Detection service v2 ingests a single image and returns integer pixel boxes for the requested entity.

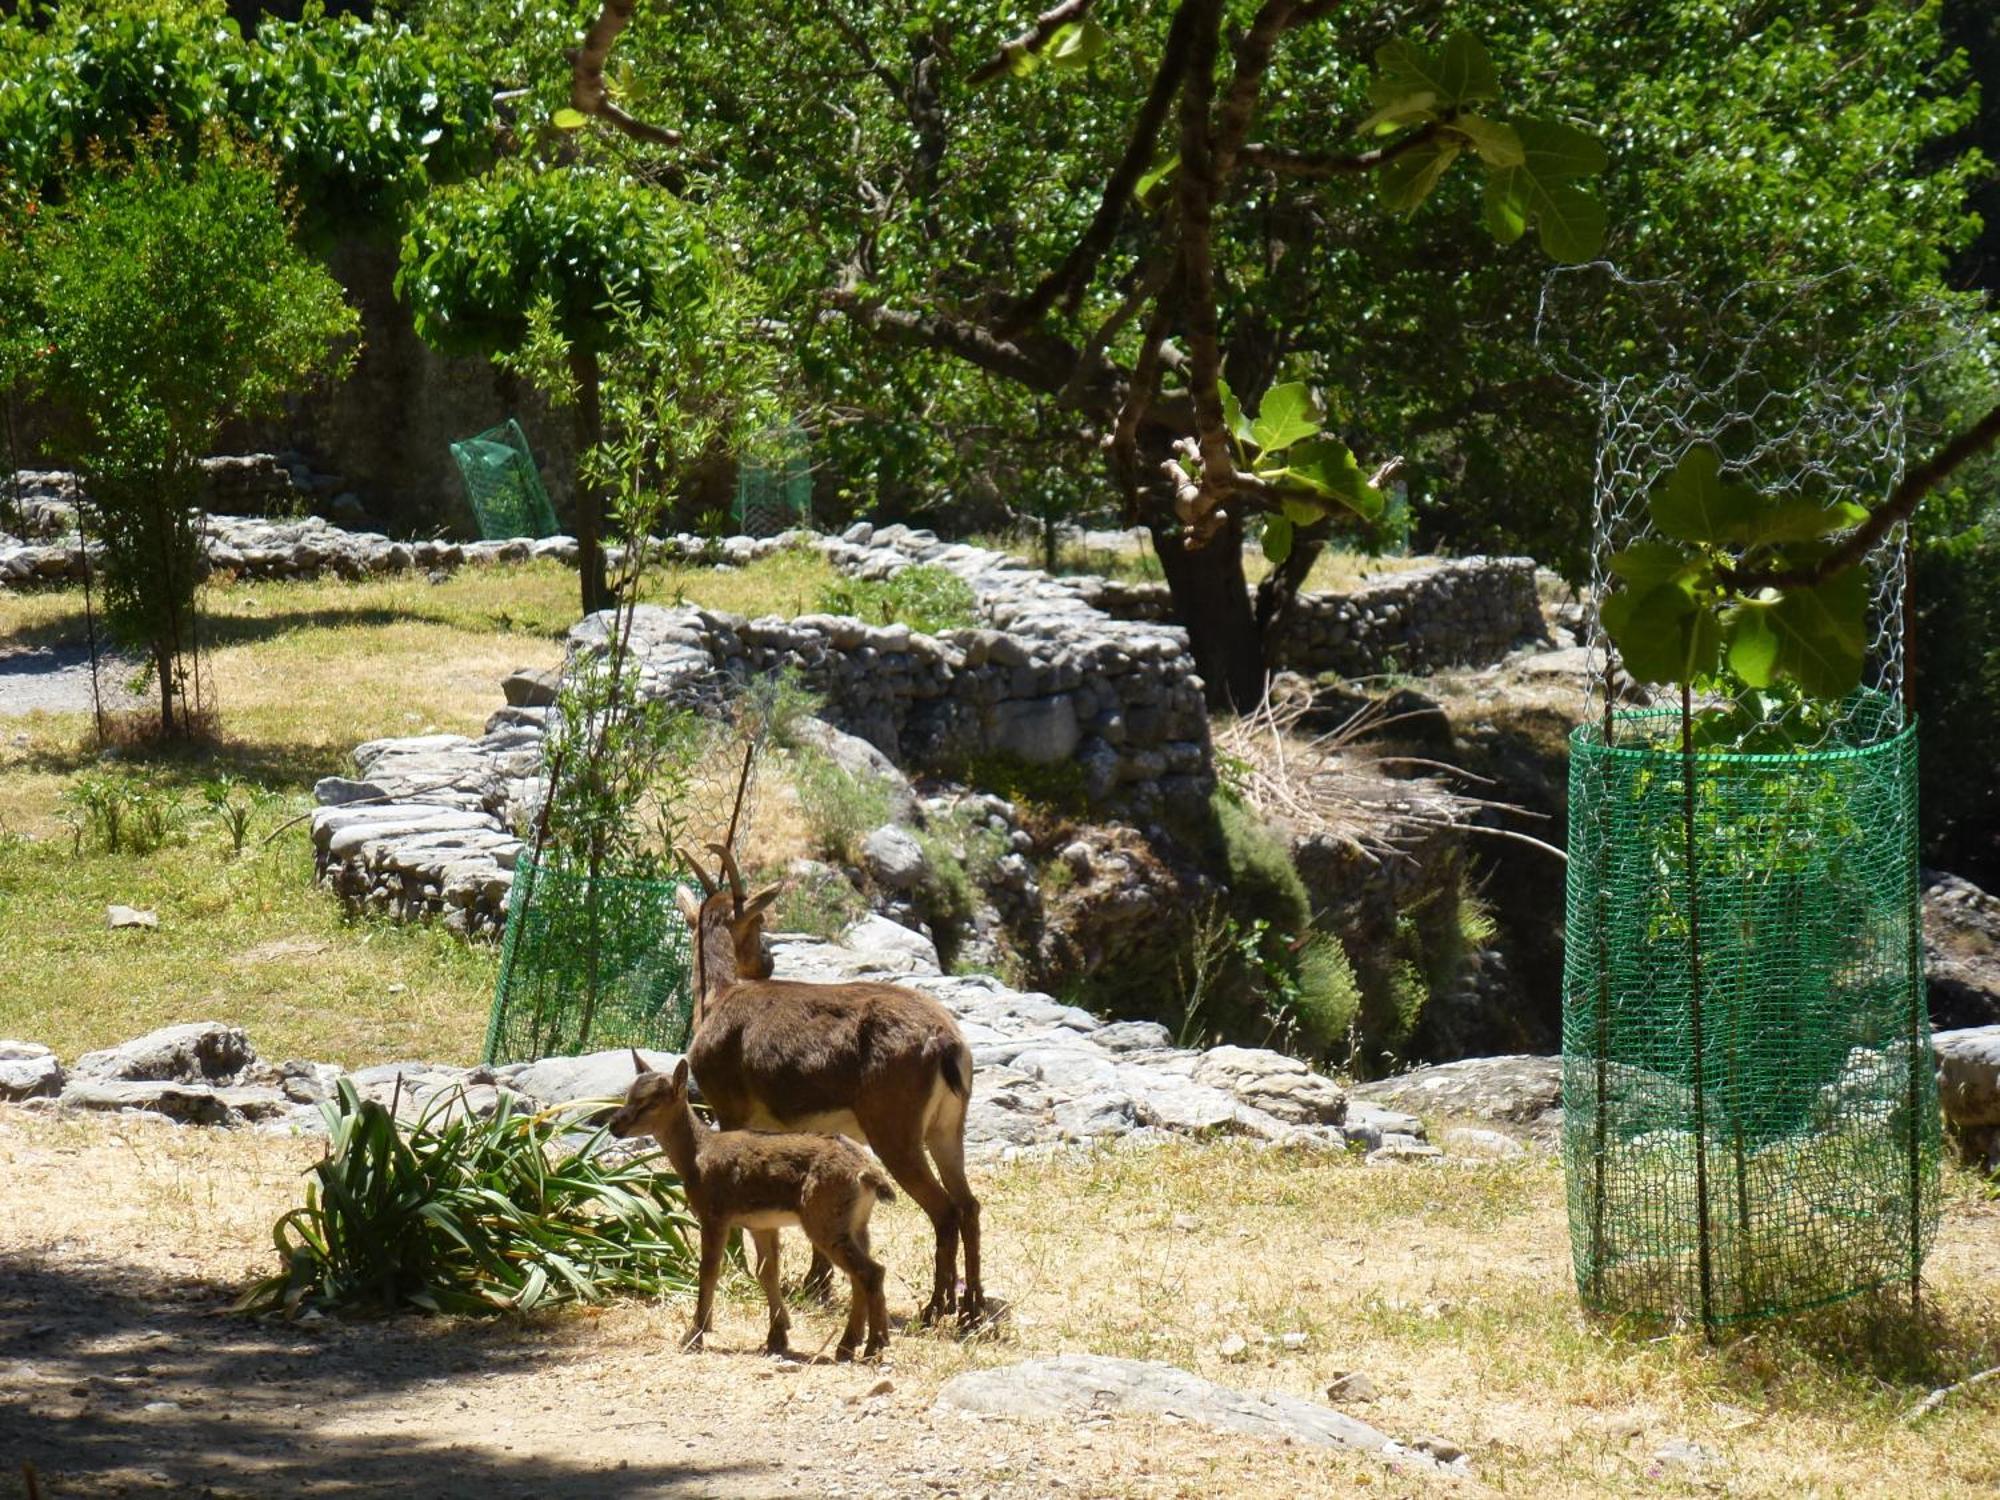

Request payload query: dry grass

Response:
[2,1111,1995,1498]
[974,529,1422,594]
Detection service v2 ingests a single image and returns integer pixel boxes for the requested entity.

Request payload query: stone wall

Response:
[1075,556,1544,678]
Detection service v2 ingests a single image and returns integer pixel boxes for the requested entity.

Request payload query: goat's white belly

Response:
[730,1209,803,1231]
[742,1104,866,1141]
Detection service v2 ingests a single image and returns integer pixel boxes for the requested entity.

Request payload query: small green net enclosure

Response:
[452,418,561,541]
[733,422,812,537]
[482,855,695,1064]
[1546,269,1948,1328]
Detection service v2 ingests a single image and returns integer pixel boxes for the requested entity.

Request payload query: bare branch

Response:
[1237,125,1445,180]
[571,1,683,148]
[969,0,1102,85]
[996,0,1200,332]
[825,290,1114,411]
[1060,242,1177,406]
[1210,0,1299,183]
[1722,400,2000,593]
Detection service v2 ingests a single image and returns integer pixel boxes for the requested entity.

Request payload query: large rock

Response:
[1350,1054,1563,1140]
[987,694,1081,765]
[933,1355,1460,1473]
[861,825,929,891]
[1191,1046,1347,1126]
[1934,1025,2000,1171]
[73,1022,258,1086]
[59,1079,237,1126]
[1925,872,2000,1028]
[787,716,918,823]
[0,1041,63,1101]
[506,1048,682,1107]
[501,666,562,709]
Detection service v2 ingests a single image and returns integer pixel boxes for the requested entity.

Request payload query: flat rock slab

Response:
[933,1355,1460,1473]
[74,1021,258,1085]
[0,1043,63,1101]
[1351,1054,1562,1140]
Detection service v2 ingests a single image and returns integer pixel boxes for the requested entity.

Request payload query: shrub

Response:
[1291,935,1363,1058]
[815,564,979,635]
[1212,791,1310,934]
[61,772,186,856]
[789,745,897,864]
[772,871,868,939]
[237,1080,700,1317]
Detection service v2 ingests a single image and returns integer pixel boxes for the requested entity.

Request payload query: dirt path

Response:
[0,1113,1424,1500]
[0,645,139,719]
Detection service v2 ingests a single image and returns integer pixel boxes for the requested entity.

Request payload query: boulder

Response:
[313,776,390,808]
[501,666,562,709]
[1191,1045,1347,1126]
[933,1355,1460,1472]
[507,1048,682,1108]
[0,1041,63,1101]
[787,716,918,823]
[987,694,1081,765]
[1925,872,2000,1028]
[861,825,929,891]
[1350,1054,1563,1140]
[1934,1025,2000,1171]
[73,1022,257,1086]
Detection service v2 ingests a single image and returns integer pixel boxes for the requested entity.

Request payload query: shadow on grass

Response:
[7,732,399,796]
[0,1254,770,1500]
[2,599,572,657]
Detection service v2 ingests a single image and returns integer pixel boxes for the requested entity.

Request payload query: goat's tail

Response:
[863,1167,898,1204]
[934,1034,974,1100]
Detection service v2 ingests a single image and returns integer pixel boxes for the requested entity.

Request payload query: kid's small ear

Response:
[743,883,783,919]
[672,1057,691,1089]
[674,885,704,928]
[631,1048,652,1076]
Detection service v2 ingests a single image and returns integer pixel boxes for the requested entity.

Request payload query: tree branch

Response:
[826,290,1118,413]
[1210,0,1298,184]
[970,0,1102,85]
[571,1,684,147]
[1723,401,2000,592]
[996,0,1200,332]
[1237,125,1445,180]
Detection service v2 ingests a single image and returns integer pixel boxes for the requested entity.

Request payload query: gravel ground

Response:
[0,644,140,717]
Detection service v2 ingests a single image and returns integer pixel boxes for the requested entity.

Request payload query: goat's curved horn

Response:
[706,841,748,908]
[630,1048,651,1075]
[676,845,717,897]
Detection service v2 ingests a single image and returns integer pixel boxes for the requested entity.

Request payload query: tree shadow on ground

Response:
[2,600,569,658]
[0,1254,774,1499]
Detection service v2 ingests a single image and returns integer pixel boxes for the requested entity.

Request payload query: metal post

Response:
[1681,681,1716,1337]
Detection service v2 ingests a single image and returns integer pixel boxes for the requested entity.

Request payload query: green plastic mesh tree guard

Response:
[733,422,811,537]
[482,854,696,1064]
[452,418,561,541]
[1563,693,1940,1325]
[1544,268,1961,1328]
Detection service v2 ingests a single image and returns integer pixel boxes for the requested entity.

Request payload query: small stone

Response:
[866,1378,895,1398]
[1325,1372,1378,1403]
[1169,1212,1199,1233]
[1653,1437,1718,1473]
[1279,1332,1308,1351]
[1217,1334,1249,1361]
[106,905,158,930]
[1413,1435,1465,1465]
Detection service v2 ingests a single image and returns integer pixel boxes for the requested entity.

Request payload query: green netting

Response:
[1562,691,1941,1326]
[452,418,561,541]
[733,422,811,537]
[482,854,696,1064]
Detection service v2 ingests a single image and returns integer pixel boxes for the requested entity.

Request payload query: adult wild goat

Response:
[675,842,983,1325]
[609,1055,895,1360]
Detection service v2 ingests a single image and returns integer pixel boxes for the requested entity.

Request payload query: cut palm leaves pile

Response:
[238,1080,699,1317]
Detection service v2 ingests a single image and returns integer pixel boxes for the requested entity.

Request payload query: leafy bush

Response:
[815,565,979,636]
[60,772,186,856]
[1291,936,1363,1057]
[1212,791,1310,934]
[789,745,898,864]
[238,1080,699,1317]
[201,774,279,857]
[772,870,868,938]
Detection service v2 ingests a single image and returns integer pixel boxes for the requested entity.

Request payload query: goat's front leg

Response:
[687,1221,726,1351]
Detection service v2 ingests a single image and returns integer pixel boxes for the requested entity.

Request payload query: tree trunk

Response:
[155,639,177,737]
[568,346,613,616]
[1253,522,1326,672]
[1148,513,1264,711]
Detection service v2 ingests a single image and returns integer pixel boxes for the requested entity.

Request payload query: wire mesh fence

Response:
[1540,268,1958,1327]
[452,418,561,541]
[732,421,812,537]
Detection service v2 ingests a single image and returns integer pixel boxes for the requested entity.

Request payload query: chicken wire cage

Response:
[1540,269,1959,1329]
[482,648,779,1067]
[732,421,812,537]
[452,418,561,541]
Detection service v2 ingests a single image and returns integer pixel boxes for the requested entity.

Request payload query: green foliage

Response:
[237,1079,700,1317]
[1598,446,1876,697]
[1912,520,2000,882]
[771,869,868,939]
[61,772,185,856]
[0,2,493,233]
[1291,935,1364,1057]
[22,131,355,732]
[1213,791,1311,935]
[790,745,898,865]
[1219,378,1385,565]
[814,565,979,636]
[201,773,278,858]
[398,164,711,357]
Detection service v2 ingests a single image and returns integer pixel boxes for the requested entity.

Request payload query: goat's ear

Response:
[631,1048,652,1076]
[743,883,782,919]
[672,1057,690,1090]
[674,884,703,929]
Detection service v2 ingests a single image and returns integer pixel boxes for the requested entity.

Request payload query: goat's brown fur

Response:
[675,844,984,1325]
[608,1055,895,1360]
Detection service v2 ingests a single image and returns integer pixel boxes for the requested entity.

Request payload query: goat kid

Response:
[608,1053,895,1361]
[675,843,984,1325]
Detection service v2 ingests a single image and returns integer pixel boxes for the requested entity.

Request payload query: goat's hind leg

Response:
[821,1231,887,1362]
[751,1228,789,1354]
